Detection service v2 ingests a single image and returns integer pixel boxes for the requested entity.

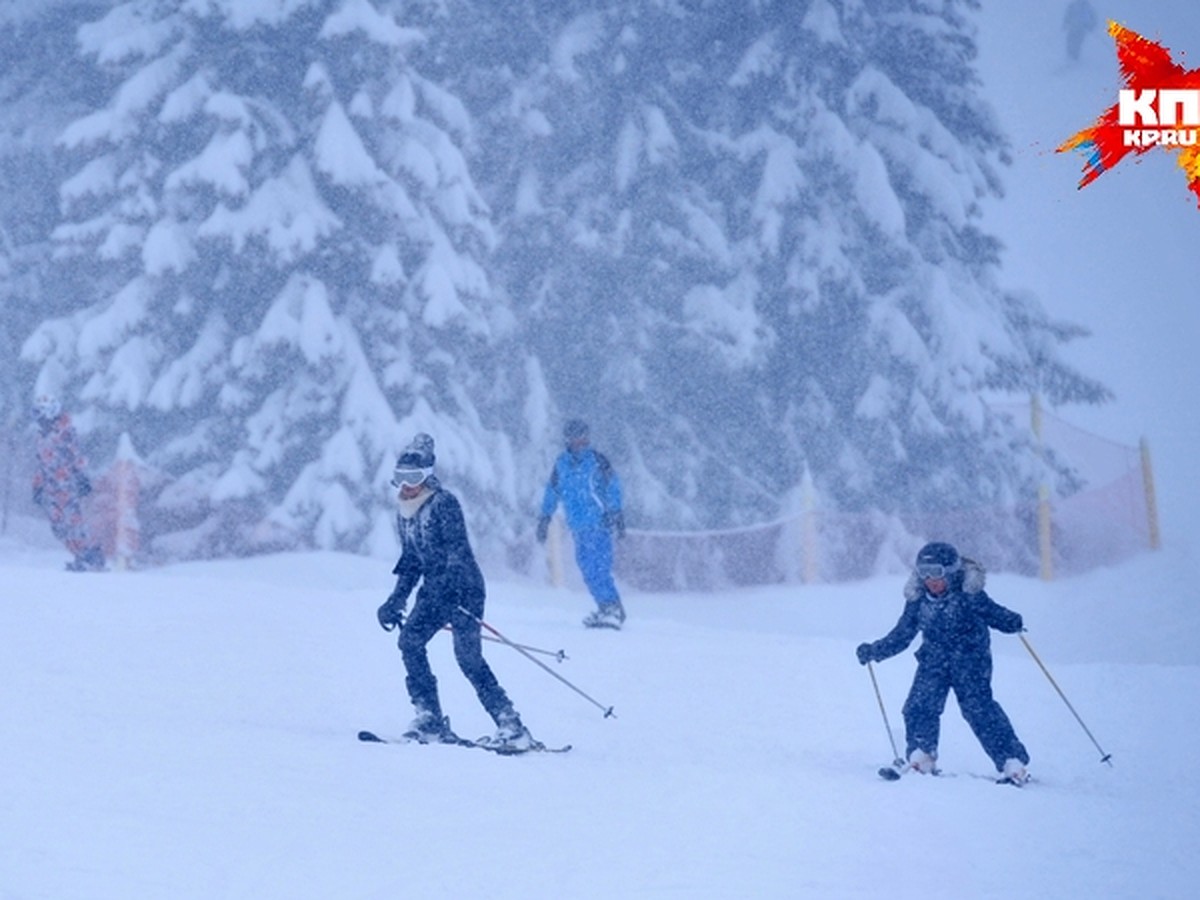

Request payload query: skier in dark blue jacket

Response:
[856,542,1030,783]
[536,419,626,629]
[377,433,533,751]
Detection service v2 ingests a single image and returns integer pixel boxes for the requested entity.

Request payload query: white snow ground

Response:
[2,537,1198,899]
[5,3,1200,898]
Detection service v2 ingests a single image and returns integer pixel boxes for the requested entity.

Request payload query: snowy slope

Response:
[4,4,1199,898]
[2,544,1198,899]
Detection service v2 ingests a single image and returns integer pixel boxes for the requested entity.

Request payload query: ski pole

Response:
[457,607,615,718]
[866,661,904,768]
[1019,633,1112,766]
[443,625,568,662]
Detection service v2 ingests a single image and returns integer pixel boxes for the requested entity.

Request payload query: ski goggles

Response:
[391,466,432,488]
[916,562,958,580]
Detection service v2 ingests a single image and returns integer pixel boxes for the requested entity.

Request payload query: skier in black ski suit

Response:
[376,433,533,751]
[856,542,1030,782]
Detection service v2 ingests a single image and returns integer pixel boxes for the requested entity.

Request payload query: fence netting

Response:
[3,402,1155,586]
[607,404,1153,591]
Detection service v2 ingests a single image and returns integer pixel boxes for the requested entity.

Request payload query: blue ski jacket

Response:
[540,448,622,532]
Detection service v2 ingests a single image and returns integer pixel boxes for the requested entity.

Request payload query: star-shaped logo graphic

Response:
[1058,21,1200,208]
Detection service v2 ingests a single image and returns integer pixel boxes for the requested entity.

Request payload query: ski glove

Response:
[377,595,406,631]
[535,516,551,543]
[856,643,875,665]
[604,510,626,539]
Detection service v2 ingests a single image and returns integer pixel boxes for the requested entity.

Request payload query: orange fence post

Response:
[1031,393,1055,581]
[801,467,818,584]
[546,516,564,588]
[1139,437,1161,551]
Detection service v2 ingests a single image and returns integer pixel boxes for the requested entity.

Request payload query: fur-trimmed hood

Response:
[904,557,986,601]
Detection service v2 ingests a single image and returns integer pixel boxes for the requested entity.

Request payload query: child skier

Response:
[856,542,1030,783]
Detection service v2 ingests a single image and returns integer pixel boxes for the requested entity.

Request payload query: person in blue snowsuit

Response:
[856,542,1031,783]
[536,419,626,628]
[377,433,533,751]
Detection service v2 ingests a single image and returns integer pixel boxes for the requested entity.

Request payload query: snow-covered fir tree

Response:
[22,0,528,558]
[466,0,1106,548]
[0,3,104,434]
[14,0,1109,569]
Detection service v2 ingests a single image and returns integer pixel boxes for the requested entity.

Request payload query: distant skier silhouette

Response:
[1063,0,1098,62]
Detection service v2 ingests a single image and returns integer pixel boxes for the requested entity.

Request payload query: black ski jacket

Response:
[391,486,485,610]
[866,563,1023,665]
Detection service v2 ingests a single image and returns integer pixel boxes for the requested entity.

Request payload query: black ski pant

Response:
[902,652,1029,771]
[398,589,514,725]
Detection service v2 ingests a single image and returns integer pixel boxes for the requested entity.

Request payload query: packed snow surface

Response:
[3,540,1197,898]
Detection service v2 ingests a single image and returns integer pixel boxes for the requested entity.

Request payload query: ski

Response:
[358,729,475,748]
[877,764,947,780]
[877,762,1029,786]
[357,730,571,755]
[359,729,455,747]
[472,738,572,756]
[877,759,944,780]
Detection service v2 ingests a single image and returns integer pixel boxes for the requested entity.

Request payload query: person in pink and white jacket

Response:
[31,395,106,572]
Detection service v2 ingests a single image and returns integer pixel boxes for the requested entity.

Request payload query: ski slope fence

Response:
[551,405,1159,591]
[3,404,1157,586]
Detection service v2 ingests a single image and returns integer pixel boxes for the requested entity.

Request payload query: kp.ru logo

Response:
[1118,89,1198,147]
[1058,21,1200,207]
